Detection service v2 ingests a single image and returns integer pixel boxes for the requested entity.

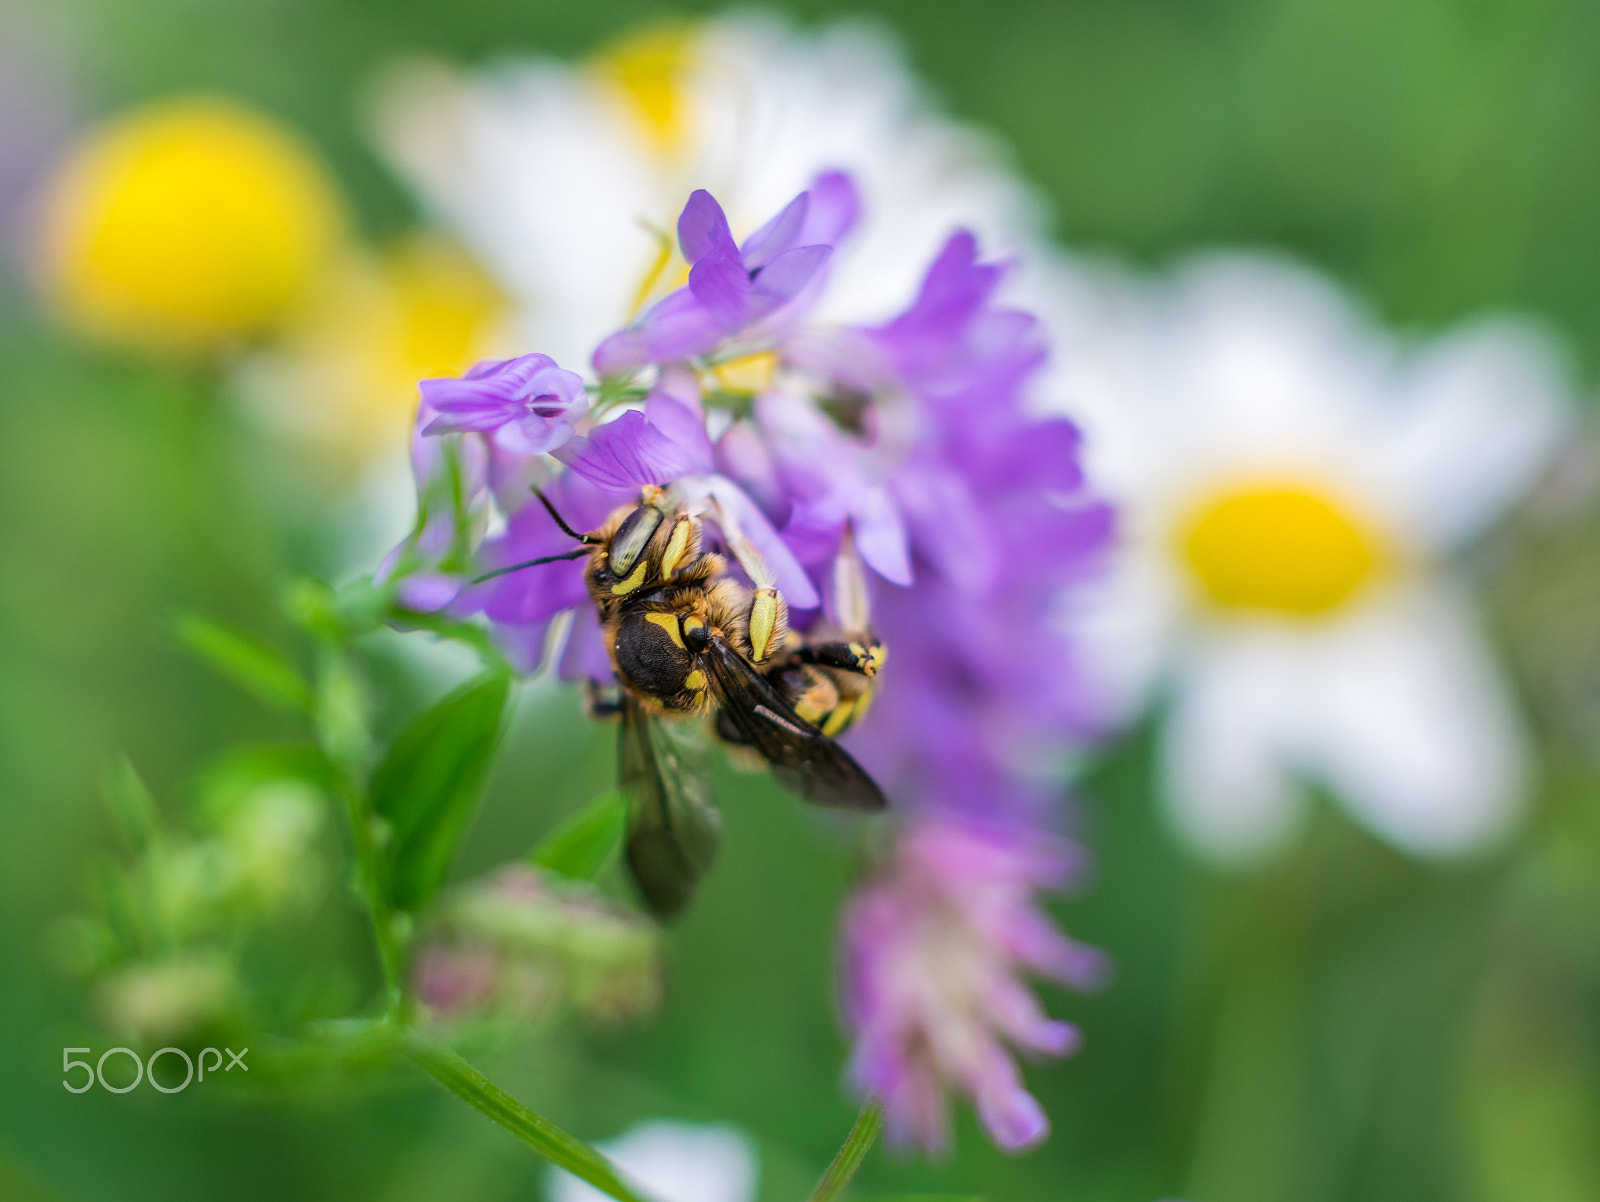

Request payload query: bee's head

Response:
[607,502,666,578]
[587,500,668,603]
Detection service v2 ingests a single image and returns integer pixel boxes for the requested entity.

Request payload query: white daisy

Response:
[546,1119,758,1202]
[1056,252,1573,863]
[367,12,1046,368]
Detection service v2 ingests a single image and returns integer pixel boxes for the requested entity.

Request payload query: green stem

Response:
[313,637,406,1019]
[338,776,406,1019]
[808,1101,884,1202]
[410,1043,647,1202]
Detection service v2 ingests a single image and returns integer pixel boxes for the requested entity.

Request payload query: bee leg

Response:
[583,679,625,720]
[796,639,884,678]
[744,585,790,665]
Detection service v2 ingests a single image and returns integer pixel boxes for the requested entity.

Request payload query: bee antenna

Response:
[533,487,600,545]
[471,547,591,583]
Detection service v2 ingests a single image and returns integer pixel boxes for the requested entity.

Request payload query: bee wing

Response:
[619,693,722,917]
[701,636,887,811]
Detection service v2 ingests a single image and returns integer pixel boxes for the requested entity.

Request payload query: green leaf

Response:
[530,791,628,881]
[371,671,510,910]
[410,1044,647,1202]
[92,858,147,959]
[173,612,312,715]
[280,574,387,639]
[313,644,372,775]
[194,743,336,823]
[101,757,160,852]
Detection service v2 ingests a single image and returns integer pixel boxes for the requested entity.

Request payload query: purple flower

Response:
[592,185,840,375]
[842,818,1106,1154]
[421,353,589,455]
[379,180,1116,1156]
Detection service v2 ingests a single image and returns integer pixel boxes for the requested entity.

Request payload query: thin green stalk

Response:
[410,1043,647,1202]
[313,637,406,1019]
[808,1101,884,1202]
[337,776,406,1019]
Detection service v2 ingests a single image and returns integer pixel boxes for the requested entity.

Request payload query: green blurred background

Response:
[4,1,1600,1199]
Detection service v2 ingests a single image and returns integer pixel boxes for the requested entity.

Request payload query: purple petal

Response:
[410,405,490,497]
[558,604,616,682]
[557,410,706,490]
[593,326,650,376]
[421,398,519,434]
[482,554,588,625]
[654,363,703,407]
[463,356,513,380]
[419,354,588,435]
[714,420,782,513]
[518,363,589,411]
[480,352,560,392]
[677,189,736,264]
[851,485,913,586]
[782,496,848,566]
[423,353,545,407]
[800,170,861,246]
[645,390,715,472]
[878,231,1004,355]
[747,244,832,321]
[396,572,465,613]
[973,419,1084,494]
[640,293,725,362]
[689,247,755,333]
[976,1081,1050,1152]
[706,475,820,609]
[492,414,578,457]
[491,619,553,674]
[739,190,809,268]
[487,441,541,514]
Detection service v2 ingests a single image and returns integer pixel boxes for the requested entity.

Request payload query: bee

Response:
[485,487,886,915]
[720,621,885,750]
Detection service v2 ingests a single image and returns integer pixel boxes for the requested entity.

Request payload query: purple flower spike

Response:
[842,819,1103,1155]
[383,177,1115,1162]
[421,353,589,456]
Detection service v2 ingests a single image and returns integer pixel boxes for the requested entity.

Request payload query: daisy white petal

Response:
[1301,585,1526,856]
[1160,631,1312,864]
[547,1119,758,1202]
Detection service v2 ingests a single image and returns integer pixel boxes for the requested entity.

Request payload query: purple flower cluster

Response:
[385,175,1110,1154]
[844,820,1107,1151]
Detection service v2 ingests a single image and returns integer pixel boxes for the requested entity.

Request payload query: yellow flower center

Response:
[37,96,345,352]
[1178,483,1385,616]
[593,25,696,155]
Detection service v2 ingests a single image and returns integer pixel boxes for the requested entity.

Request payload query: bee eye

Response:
[609,505,666,577]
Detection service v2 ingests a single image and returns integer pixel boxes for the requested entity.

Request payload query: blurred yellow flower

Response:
[36,95,345,352]
[242,233,505,463]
